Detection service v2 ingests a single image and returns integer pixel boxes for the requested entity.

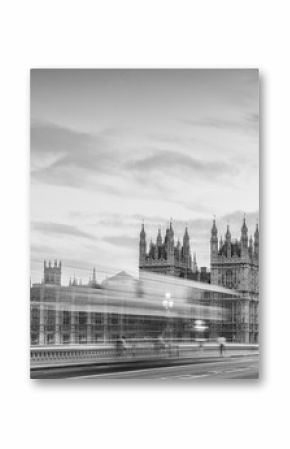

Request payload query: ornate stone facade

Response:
[210,217,259,343]
[139,222,210,282]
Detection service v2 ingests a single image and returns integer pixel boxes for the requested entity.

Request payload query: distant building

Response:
[44,260,61,285]
[30,261,230,346]
[139,221,210,282]
[30,262,104,345]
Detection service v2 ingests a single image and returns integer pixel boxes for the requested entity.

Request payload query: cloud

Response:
[31,120,122,188]
[32,221,96,240]
[102,235,138,249]
[127,149,238,178]
[182,112,259,136]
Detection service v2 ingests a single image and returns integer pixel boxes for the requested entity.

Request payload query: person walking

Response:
[217,336,226,357]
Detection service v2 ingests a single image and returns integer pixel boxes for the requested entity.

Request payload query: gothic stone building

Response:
[139,222,210,282]
[210,217,259,343]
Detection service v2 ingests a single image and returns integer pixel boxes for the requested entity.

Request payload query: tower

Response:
[249,236,253,258]
[163,221,174,263]
[182,226,192,271]
[210,218,218,262]
[254,223,259,260]
[44,260,61,285]
[241,215,249,258]
[210,216,259,344]
[225,224,231,258]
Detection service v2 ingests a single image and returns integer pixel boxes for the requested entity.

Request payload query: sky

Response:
[30,69,259,285]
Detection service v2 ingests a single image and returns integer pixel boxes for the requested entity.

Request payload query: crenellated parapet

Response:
[44,259,62,285]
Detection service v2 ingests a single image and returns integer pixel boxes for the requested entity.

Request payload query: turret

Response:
[254,222,259,260]
[139,223,147,266]
[182,226,191,269]
[225,225,231,258]
[175,239,181,263]
[192,252,198,272]
[169,220,174,240]
[90,267,97,287]
[210,218,218,261]
[165,220,175,264]
[219,236,223,253]
[148,239,155,259]
[241,215,248,258]
[156,227,162,247]
[249,236,253,258]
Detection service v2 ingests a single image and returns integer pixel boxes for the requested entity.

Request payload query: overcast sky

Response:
[31,69,259,285]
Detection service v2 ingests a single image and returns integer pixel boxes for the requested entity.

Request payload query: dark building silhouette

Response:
[139,221,209,282]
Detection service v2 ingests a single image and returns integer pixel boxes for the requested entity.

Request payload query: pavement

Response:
[31,354,259,380]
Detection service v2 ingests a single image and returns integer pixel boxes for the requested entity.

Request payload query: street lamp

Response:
[162,293,174,341]
[194,319,208,348]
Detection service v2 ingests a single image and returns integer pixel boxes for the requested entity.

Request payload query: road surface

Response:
[73,355,258,380]
[31,354,259,379]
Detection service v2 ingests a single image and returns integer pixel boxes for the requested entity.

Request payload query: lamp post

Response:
[162,293,174,341]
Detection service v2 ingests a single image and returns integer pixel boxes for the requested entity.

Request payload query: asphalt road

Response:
[68,354,259,380]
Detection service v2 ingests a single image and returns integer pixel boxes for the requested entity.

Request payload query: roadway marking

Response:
[224,368,252,373]
[69,356,258,379]
[161,374,210,380]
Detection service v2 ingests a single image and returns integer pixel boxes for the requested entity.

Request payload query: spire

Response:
[210,218,218,261]
[254,222,259,258]
[169,219,174,240]
[240,214,249,258]
[156,227,162,246]
[249,235,253,257]
[92,267,97,286]
[241,214,248,235]
[225,224,231,258]
[225,224,231,241]
[211,217,218,237]
[254,222,259,239]
[140,222,146,239]
[192,251,198,272]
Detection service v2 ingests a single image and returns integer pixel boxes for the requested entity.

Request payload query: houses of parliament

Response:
[30,215,259,345]
[139,221,210,282]
[139,217,259,343]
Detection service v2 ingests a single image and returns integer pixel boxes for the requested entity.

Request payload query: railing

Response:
[30,342,259,368]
